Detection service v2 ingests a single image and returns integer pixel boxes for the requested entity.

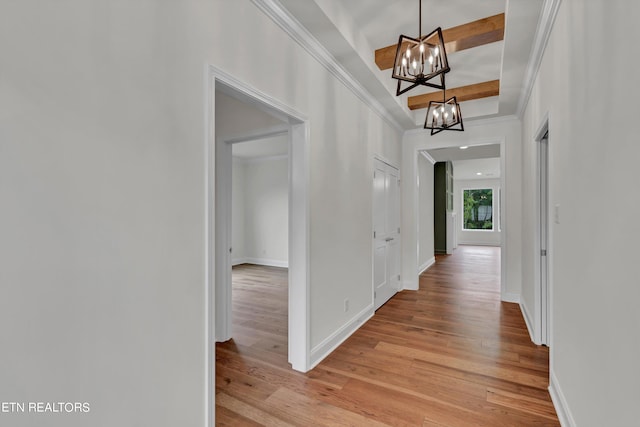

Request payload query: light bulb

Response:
[428,55,433,64]
[406,47,411,58]
[419,44,424,53]
[451,106,455,113]
[444,112,449,119]
[402,57,407,66]
[434,46,439,56]
[412,59,417,69]
[433,110,439,117]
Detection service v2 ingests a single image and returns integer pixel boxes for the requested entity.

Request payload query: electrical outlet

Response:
[344,298,349,312]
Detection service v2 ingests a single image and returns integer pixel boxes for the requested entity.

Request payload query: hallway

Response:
[216,247,559,426]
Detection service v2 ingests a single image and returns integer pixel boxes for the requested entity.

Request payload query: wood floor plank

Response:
[216,248,559,425]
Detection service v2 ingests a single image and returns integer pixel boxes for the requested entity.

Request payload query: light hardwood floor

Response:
[216,246,559,426]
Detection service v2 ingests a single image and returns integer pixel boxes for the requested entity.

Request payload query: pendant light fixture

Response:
[392,0,449,96]
[424,78,464,135]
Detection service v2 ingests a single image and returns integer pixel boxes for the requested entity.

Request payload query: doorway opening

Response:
[425,144,503,265]
[535,118,550,347]
[207,66,310,381]
[227,132,290,359]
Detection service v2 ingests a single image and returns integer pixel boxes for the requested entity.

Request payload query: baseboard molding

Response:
[309,304,374,370]
[241,257,288,268]
[519,301,540,345]
[458,241,501,247]
[501,292,520,304]
[232,258,248,266]
[549,370,576,427]
[418,257,436,275]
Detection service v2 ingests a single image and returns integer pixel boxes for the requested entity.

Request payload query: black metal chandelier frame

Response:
[391,1,449,96]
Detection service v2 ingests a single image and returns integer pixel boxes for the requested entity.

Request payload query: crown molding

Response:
[403,114,520,137]
[251,0,404,133]
[419,151,436,165]
[516,0,563,118]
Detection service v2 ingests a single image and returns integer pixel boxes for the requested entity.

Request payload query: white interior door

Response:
[539,132,549,345]
[373,159,401,310]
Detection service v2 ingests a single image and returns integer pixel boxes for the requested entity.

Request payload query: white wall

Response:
[454,178,501,246]
[0,2,402,424]
[402,118,521,303]
[521,1,640,425]
[0,1,214,426]
[417,154,435,272]
[232,157,247,262]
[233,156,289,267]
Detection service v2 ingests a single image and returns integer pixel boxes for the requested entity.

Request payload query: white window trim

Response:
[461,187,496,232]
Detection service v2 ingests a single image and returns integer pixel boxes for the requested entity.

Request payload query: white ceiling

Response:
[232,134,289,159]
[277,0,544,129]
[453,157,501,180]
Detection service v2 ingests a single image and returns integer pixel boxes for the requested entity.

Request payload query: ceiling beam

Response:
[407,80,500,110]
[375,13,505,71]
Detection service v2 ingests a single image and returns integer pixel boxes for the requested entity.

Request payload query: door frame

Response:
[205,66,312,427]
[405,137,507,299]
[372,156,401,310]
[533,113,551,346]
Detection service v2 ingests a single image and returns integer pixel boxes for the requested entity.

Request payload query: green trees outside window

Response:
[463,189,493,230]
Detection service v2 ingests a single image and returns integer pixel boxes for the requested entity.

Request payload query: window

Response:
[463,188,493,230]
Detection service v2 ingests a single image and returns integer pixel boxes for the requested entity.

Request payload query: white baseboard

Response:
[549,371,576,427]
[309,304,374,370]
[232,258,248,266]
[519,301,540,345]
[239,257,288,268]
[458,241,501,247]
[501,292,520,303]
[418,257,436,275]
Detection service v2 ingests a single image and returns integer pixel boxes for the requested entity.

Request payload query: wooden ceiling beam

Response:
[407,80,500,110]
[375,13,505,71]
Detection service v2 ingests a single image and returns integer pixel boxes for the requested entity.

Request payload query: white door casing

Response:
[373,158,401,310]
[539,131,550,346]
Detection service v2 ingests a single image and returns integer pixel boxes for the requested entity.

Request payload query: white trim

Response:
[234,154,289,164]
[250,0,404,133]
[404,116,520,137]
[516,0,563,118]
[419,150,436,165]
[501,293,520,304]
[309,304,374,370]
[204,64,215,427]
[224,123,289,145]
[532,113,550,346]
[241,257,288,268]
[457,241,500,246]
[519,302,540,345]
[549,371,576,427]
[418,257,435,275]
[232,258,248,267]
[373,154,400,171]
[209,65,312,373]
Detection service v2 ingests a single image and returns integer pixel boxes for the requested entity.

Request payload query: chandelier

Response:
[391,0,449,96]
[424,77,464,135]
[391,0,464,134]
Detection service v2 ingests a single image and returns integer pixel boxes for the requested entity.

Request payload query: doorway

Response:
[373,158,401,310]
[537,128,550,346]
[207,66,310,374]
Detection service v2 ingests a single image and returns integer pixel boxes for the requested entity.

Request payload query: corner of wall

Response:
[418,257,435,276]
[518,301,539,345]
[308,304,374,370]
[549,370,577,427]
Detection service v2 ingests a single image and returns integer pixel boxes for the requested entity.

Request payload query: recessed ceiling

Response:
[276,0,544,129]
[453,157,501,180]
[426,143,500,162]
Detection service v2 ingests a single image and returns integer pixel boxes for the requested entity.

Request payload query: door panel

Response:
[373,158,401,310]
